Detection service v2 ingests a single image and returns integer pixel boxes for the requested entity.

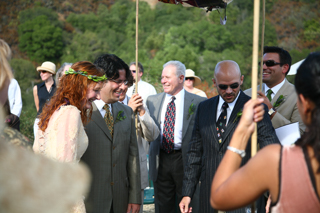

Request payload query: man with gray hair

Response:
[146,60,206,213]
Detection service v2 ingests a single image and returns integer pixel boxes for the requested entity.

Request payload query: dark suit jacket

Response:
[146,90,206,182]
[182,91,280,213]
[81,102,141,213]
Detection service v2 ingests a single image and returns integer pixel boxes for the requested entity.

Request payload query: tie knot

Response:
[222,102,228,109]
[103,104,110,110]
[171,96,176,102]
[267,89,273,96]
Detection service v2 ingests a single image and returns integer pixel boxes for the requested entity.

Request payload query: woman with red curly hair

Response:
[33,61,107,213]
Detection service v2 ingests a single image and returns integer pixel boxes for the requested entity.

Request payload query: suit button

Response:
[113,146,116,150]
[219,152,222,155]
[110,182,114,186]
[113,164,116,167]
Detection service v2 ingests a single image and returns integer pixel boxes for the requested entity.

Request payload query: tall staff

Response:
[135,0,139,127]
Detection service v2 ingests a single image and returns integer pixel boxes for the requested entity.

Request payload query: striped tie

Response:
[103,104,114,137]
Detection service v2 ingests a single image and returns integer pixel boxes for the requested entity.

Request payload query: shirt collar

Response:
[218,91,241,112]
[165,88,185,102]
[94,99,112,112]
[265,79,285,96]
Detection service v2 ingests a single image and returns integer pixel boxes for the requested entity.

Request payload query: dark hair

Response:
[94,54,134,86]
[129,61,144,73]
[295,52,320,172]
[264,46,292,75]
[38,61,104,131]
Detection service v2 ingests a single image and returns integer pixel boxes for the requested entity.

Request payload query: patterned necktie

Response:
[132,84,136,95]
[162,96,176,153]
[266,89,273,102]
[103,104,114,137]
[216,102,228,144]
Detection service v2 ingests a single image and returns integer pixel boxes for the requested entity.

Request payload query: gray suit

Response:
[82,102,141,213]
[183,91,280,213]
[146,90,206,212]
[244,79,306,135]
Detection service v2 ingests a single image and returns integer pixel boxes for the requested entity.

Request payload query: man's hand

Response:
[257,91,273,109]
[128,93,143,112]
[126,203,140,213]
[179,196,192,213]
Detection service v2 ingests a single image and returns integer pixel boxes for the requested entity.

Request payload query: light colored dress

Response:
[33,105,89,213]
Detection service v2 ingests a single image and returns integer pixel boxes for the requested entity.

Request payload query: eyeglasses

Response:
[185,77,194,81]
[109,79,128,86]
[259,60,283,67]
[218,83,240,90]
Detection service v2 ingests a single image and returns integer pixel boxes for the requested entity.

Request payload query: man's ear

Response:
[240,75,244,85]
[179,75,184,83]
[212,78,216,87]
[282,64,290,75]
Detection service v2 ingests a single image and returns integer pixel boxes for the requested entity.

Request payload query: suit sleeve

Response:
[128,109,142,204]
[182,102,203,198]
[139,106,160,142]
[271,102,306,135]
[257,104,280,148]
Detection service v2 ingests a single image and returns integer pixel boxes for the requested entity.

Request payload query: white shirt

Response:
[8,79,22,117]
[216,92,241,125]
[264,79,285,100]
[126,80,157,105]
[160,89,185,150]
[94,99,112,118]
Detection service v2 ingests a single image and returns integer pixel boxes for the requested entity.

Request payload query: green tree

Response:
[18,15,63,63]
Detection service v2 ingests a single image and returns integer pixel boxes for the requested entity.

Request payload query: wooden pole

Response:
[135,0,139,128]
[259,0,266,91]
[251,0,260,211]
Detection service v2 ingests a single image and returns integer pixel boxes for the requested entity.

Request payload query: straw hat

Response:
[185,69,201,86]
[37,61,56,74]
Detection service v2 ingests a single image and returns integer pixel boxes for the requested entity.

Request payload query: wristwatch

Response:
[227,146,246,158]
[268,108,275,116]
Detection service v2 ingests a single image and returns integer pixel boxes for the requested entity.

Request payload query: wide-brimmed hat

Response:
[185,69,201,86]
[37,61,56,74]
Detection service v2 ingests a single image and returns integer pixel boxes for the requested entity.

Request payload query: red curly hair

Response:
[38,61,104,131]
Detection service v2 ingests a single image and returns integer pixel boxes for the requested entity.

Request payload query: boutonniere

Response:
[233,108,243,123]
[187,103,196,119]
[273,95,285,108]
[115,111,126,123]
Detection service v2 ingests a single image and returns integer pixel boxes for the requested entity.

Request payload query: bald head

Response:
[214,60,241,79]
[213,60,243,103]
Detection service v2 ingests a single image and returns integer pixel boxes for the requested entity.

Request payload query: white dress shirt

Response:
[264,79,285,100]
[216,92,241,125]
[94,99,112,118]
[126,80,157,105]
[160,89,185,150]
[8,79,22,117]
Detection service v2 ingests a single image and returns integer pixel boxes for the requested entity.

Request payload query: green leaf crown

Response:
[65,68,107,82]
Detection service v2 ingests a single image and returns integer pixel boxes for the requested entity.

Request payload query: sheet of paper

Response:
[275,122,300,146]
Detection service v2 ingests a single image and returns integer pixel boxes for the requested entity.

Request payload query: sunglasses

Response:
[218,83,239,90]
[40,70,49,74]
[259,60,282,67]
[185,77,194,81]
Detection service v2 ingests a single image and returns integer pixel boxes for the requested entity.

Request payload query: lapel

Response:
[210,97,220,144]
[91,102,113,141]
[182,91,194,139]
[271,79,289,106]
[155,93,166,127]
[221,91,247,145]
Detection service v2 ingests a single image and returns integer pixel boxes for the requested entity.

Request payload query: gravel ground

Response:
[143,204,155,213]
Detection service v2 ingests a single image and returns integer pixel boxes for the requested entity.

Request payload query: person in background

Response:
[33,61,106,213]
[210,52,320,213]
[33,61,57,139]
[119,78,160,213]
[126,62,157,105]
[8,77,22,117]
[56,62,73,85]
[184,69,207,98]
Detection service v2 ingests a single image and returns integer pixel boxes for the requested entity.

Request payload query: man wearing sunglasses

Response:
[180,60,279,213]
[244,46,306,135]
[126,62,157,105]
